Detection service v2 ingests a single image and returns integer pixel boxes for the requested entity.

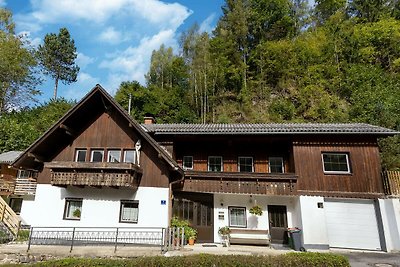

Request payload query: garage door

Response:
[325,199,381,250]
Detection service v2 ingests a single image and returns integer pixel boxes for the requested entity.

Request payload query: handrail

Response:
[0,197,20,236]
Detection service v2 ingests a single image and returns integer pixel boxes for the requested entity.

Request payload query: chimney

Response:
[144,116,155,125]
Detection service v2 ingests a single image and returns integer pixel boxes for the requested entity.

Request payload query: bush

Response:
[10,252,350,267]
[16,229,30,242]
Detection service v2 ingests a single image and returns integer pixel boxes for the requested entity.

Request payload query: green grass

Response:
[1,252,350,267]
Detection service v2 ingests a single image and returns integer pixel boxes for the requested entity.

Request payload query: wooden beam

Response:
[27,152,45,163]
[59,124,76,137]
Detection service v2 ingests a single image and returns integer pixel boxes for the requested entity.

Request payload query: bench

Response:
[229,229,271,246]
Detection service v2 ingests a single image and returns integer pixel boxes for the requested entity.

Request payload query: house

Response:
[12,85,400,252]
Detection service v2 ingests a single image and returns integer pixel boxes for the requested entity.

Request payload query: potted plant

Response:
[186,227,198,245]
[218,226,231,247]
[249,205,263,216]
[72,208,81,218]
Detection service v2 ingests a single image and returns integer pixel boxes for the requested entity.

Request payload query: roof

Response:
[0,151,22,164]
[13,85,182,174]
[142,123,399,135]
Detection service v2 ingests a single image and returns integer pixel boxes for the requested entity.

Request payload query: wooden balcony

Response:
[177,171,298,196]
[0,179,15,195]
[45,162,142,189]
[14,177,37,195]
[383,170,400,196]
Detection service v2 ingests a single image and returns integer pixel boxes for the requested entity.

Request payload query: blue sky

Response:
[1,0,224,103]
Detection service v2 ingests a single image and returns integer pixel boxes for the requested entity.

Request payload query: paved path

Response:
[335,250,400,267]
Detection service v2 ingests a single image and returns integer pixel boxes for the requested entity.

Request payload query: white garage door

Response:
[325,199,381,250]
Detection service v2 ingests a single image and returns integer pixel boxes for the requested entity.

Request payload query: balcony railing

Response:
[0,179,15,195]
[14,177,37,195]
[180,171,298,196]
[383,170,400,196]
[45,162,142,189]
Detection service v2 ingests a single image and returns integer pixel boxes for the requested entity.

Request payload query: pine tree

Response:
[37,28,79,100]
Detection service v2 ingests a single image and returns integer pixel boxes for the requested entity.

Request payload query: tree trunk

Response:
[54,75,59,100]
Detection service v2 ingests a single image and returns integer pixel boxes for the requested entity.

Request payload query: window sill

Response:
[323,172,352,176]
[119,221,138,224]
[63,218,81,221]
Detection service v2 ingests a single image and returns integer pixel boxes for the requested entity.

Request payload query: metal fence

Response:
[27,226,185,253]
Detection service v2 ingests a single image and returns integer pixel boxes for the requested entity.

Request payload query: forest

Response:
[1,0,400,169]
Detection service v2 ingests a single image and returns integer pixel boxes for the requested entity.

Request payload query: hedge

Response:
[3,252,350,267]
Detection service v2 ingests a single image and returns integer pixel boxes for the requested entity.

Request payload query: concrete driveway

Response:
[335,250,400,267]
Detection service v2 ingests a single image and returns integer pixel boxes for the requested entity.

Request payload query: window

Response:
[90,149,104,162]
[17,170,31,179]
[238,157,253,172]
[9,198,23,214]
[63,199,82,220]
[107,150,121,163]
[208,156,223,172]
[183,156,193,170]
[322,153,350,173]
[75,149,87,162]
[119,200,139,223]
[123,150,136,163]
[269,157,284,173]
[228,206,246,228]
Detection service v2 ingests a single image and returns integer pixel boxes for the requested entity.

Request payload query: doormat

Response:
[202,244,218,247]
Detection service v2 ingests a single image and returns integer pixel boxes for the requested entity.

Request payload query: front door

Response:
[268,205,288,244]
[172,193,214,243]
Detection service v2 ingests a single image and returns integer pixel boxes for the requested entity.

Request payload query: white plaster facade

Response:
[20,184,170,228]
[378,198,400,252]
[213,193,300,244]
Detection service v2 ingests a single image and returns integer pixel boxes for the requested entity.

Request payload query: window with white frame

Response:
[269,157,284,173]
[90,149,104,162]
[208,156,223,172]
[119,200,139,223]
[123,150,136,163]
[238,157,253,172]
[228,206,246,228]
[107,150,121,163]
[17,170,31,179]
[75,149,87,162]
[182,156,193,170]
[322,153,350,173]
[63,198,82,220]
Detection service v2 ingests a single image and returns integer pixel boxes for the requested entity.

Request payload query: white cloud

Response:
[199,13,217,33]
[98,27,123,44]
[64,72,99,99]
[17,31,42,47]
[99,30,177,89]
[29,0,192,28]
[76,53,95,70]
[0,0,6,7]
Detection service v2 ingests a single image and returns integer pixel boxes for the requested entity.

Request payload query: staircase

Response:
[0,197,21,240]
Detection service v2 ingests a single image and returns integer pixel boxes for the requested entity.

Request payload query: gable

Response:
[13,85,182,178]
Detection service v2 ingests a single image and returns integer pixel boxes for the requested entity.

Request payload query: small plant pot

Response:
[188,238,195,245]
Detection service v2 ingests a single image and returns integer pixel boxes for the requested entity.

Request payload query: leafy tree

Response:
[314,0,346,24]
[37,27,79,100]
[0,99,74,153]
[0,8,41,113]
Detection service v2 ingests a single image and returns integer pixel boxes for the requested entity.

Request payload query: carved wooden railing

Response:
[45,162,142,188]
[383,170,400,196]
[0,179,15,195]
[0,196,20,236]
[14,177,37,195]
[180,171,298,196]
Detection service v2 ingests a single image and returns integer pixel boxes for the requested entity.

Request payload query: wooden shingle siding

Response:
[293,138,384,197]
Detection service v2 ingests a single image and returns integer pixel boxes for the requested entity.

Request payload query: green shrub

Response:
[16,229,30,242]
[9,252,350,267]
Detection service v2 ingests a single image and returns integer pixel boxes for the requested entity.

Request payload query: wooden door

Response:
[172,193,214,243]
[268,205,288,244]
